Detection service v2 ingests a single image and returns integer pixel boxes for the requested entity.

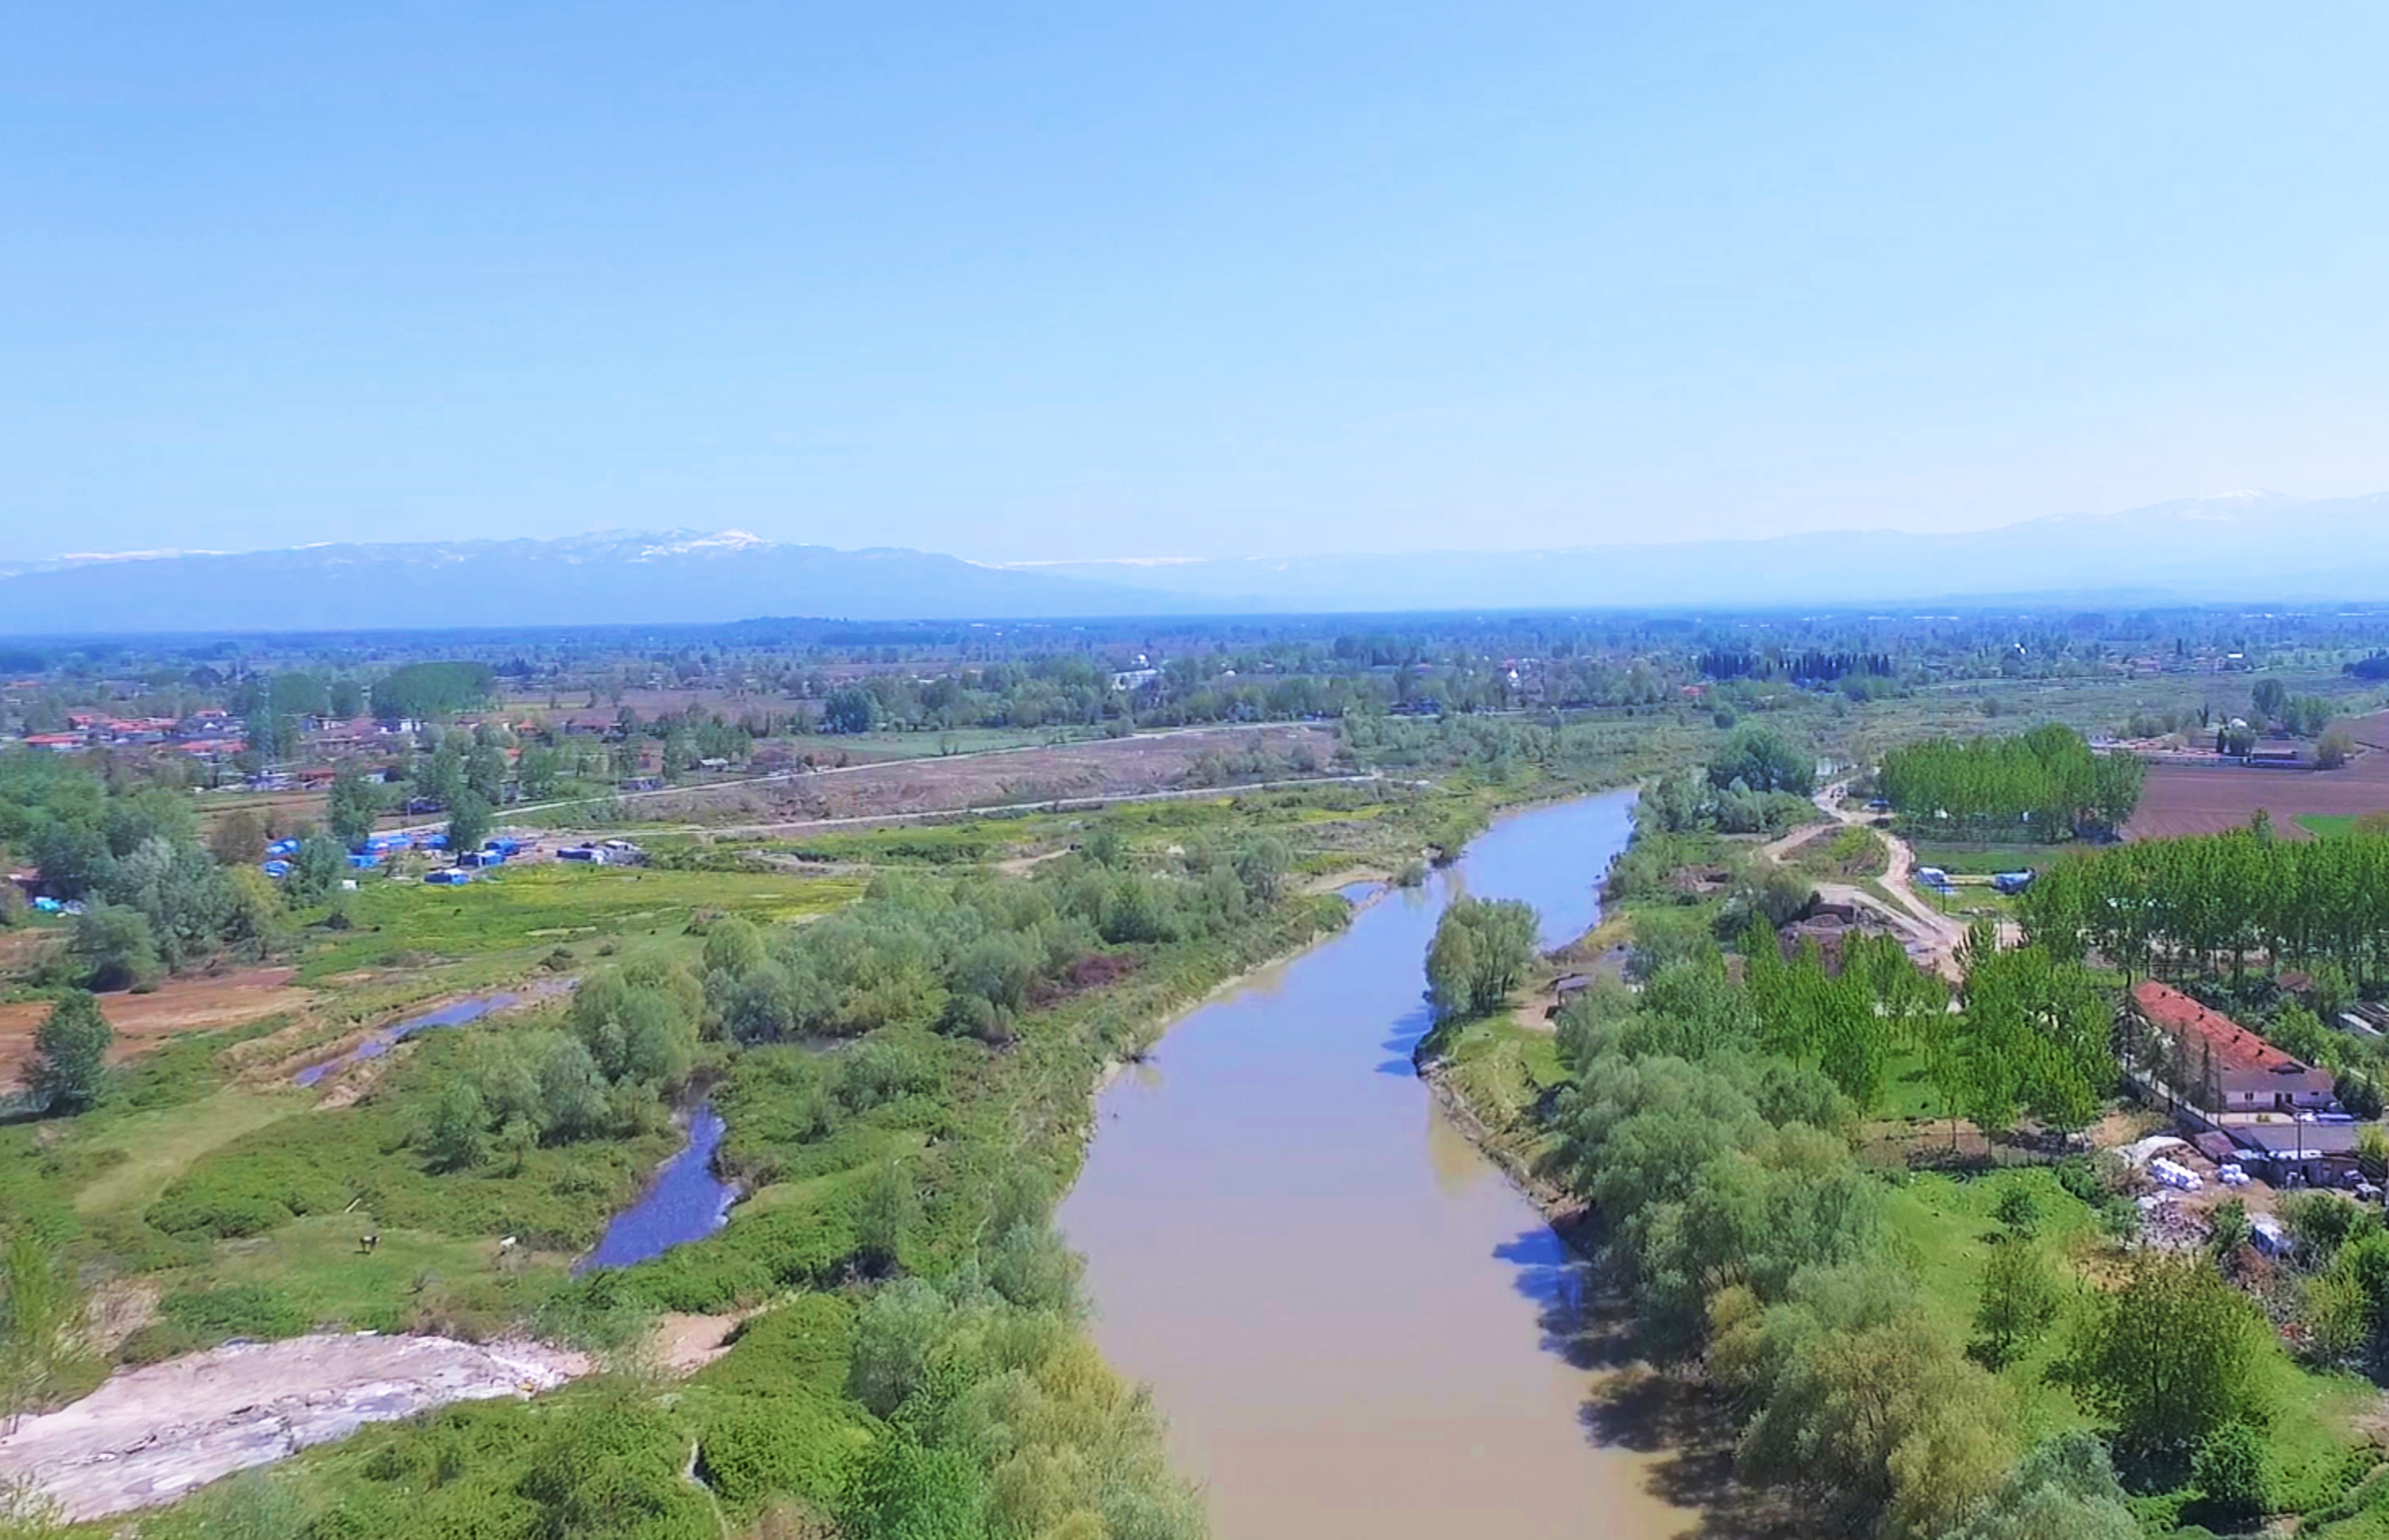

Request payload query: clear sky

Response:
[8,2,2389,563]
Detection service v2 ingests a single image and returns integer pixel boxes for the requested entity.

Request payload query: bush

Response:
[159,1283,311,1343]
[2192,1420,2274,1529]
[696,1398,862,1510]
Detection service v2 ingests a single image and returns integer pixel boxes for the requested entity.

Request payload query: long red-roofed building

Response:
[2130,979,2335,1113]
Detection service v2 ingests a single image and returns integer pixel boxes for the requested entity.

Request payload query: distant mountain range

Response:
[1007,492,2389,611]
[0,531,1174,636]
[3,492,2387,636]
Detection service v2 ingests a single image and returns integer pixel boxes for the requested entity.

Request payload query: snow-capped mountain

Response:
[0,531,1174,635]
[3,494,2387,636]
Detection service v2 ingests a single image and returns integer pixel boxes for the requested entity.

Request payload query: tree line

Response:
[2022,821,2389,991]
[1877,725,2144,842]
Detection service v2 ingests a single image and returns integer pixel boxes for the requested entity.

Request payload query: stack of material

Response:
[2122,1134,2191,1168]
[2150,1156,2204,1191]
[2217,1164,2252,1186]
[2135,1195,2209,1251]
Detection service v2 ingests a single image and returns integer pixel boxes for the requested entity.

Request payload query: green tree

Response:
[856,1159,918,1276]
[446,790,493,857]
[28,992,111,1113]
[1972,1239,2060,1369]
[465,744,508,803]
[0,1234,84,1429]
[421,1081,489,1172]
[326,767,382,848]
[206,808,268,867]
[517,744,562,799]
[1941,1430,2138,1540]
[2209,1198,2252,1257]
[1423,897,1540,1023]
[2062,1255,2271,1455]
[283,835,348,905]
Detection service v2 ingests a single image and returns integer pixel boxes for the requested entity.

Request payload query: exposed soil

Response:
[0,1333,590,1520]
[2126,753,2389,839]
[1762,786,1972,979]
[650,1310,751,1374]
[601,724,1343,829]
[0,966,310,1087]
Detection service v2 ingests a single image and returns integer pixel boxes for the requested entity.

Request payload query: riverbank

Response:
[1061,787,1736,1539]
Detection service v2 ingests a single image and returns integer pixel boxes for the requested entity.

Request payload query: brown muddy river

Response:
[1058,790,1700,1538]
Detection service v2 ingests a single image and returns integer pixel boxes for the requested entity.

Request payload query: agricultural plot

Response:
[2125,757,2389,840]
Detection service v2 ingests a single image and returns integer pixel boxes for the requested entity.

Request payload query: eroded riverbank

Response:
[1058,791,1710,1538]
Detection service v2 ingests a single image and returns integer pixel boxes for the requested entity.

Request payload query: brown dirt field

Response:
[620,724,1342,827]
[0,966,311,1085]
[2124,754,2389,840]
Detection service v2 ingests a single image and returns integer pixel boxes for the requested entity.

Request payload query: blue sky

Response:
[7,1,2388,562]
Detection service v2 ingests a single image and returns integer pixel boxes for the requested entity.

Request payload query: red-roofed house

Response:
[2131,979,2335,1113]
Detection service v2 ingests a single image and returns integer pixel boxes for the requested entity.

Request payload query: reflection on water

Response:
[293,993,523,1087]
[579,1101,736,1273]
[1058,790,1693,1538]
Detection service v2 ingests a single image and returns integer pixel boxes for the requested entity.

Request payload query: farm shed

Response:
[2131,980,2336,1113]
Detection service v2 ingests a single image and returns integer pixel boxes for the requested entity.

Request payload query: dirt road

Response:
[1772,784,1974,979]
[0,1334,589,1520]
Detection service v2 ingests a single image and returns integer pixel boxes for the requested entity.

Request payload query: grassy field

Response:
[1907,839,2068,876]
[2298,814,2387,839]
[294,863,862,983]
[1786,823,1890,881]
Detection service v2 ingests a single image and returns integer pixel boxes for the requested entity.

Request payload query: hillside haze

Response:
[1015,492,2389,610]
[3,493,2385,635]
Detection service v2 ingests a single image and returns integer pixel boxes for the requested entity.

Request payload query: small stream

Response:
[293,993,526,1087]
[577,1101,736,1272]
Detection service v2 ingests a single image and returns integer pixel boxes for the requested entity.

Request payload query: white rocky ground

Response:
[0,1333,589,1520]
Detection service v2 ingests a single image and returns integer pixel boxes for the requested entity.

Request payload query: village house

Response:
[2131,979,2336,1113]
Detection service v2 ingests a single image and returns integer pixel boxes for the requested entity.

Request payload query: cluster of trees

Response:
[2251,677,2339,738]
[422,961,702,1169]
[702,837,1293,1048]
[1548,960,2014,1534]
[1708,725,1816,796]
[1423,898,1539,1023]
[0,753,284,988]
[1640,766,1814,836]
[836,1178,1202,1539]
[2022,823,2389,990]
[1699,649,1896,683]
[370,661,496,722]
[1877,725,2144,841]
[1531,896,2282,1534]
[1584,914,2108,1138]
